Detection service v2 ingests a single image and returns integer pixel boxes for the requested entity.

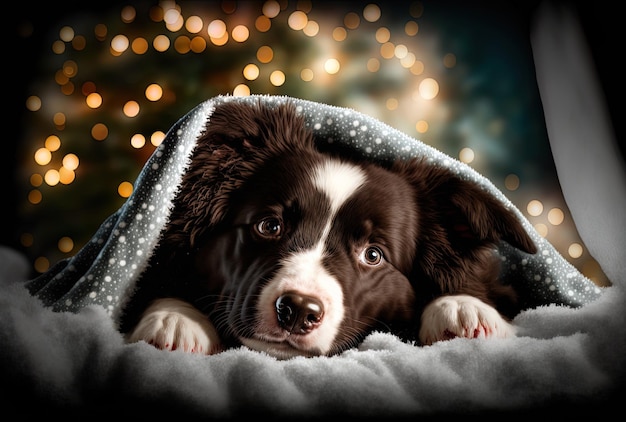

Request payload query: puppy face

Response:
[148,99,537,359]
[194,148,418,358]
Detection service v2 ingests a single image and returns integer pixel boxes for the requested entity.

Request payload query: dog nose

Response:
[275,292,324,334]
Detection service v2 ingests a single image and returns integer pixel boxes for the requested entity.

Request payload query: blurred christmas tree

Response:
[11,0,609,286]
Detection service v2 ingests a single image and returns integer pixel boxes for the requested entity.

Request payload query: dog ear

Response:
[161,100,314,252]
[393,158,537,292]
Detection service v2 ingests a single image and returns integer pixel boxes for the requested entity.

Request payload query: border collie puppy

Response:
[123,100,537,359]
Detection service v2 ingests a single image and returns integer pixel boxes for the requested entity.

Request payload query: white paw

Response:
[127,298,221,355]
[418,294,516,346]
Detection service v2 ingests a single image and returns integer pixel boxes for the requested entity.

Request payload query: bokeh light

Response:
[324,59,340,74]
[131,134,146,149]
[233,84,251,96]
[459,147,475,164]
[91,123,108,141]
[150,131,166,147]
[243,64,260,80]
[121,6,136,24]
[288,11,308,30]
[257,45,273,63]
[123,101,140,118]
[186,16,203,33]
[34,148,51,166]
[568,243,584,259]
[58,236,74,253]
[26,96,42,111]
[232,25,250,42]
[527,199,544,217]
[263,0,281,18]
[145,84,163,101]
[110,35,130,54]
[45,136,61,151]
[44,169,60,186]
[505,174,520,191]
[548,208,565,225]
[256,15,271,32]
[270,70,286,86]
[415,120,429,133]
[118,181,133,198]
[418,78,439,100]
[363,4,381,22]
[153,35,170,51]
[86,93,103,108]
[208,19,227,38]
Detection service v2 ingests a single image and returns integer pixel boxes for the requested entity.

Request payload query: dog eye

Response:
[255,217,282,239]
[360,246,384,266]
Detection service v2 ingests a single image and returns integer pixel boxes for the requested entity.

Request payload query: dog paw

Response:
[418,294,516,346]
[127,298,221,355]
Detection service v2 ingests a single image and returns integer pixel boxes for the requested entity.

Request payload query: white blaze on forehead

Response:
[311,159,366,250]
[312,159,366,215]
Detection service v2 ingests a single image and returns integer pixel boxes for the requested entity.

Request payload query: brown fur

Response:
[121,99,537,348]
[164,100,316,251]
[392,159,537,318]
